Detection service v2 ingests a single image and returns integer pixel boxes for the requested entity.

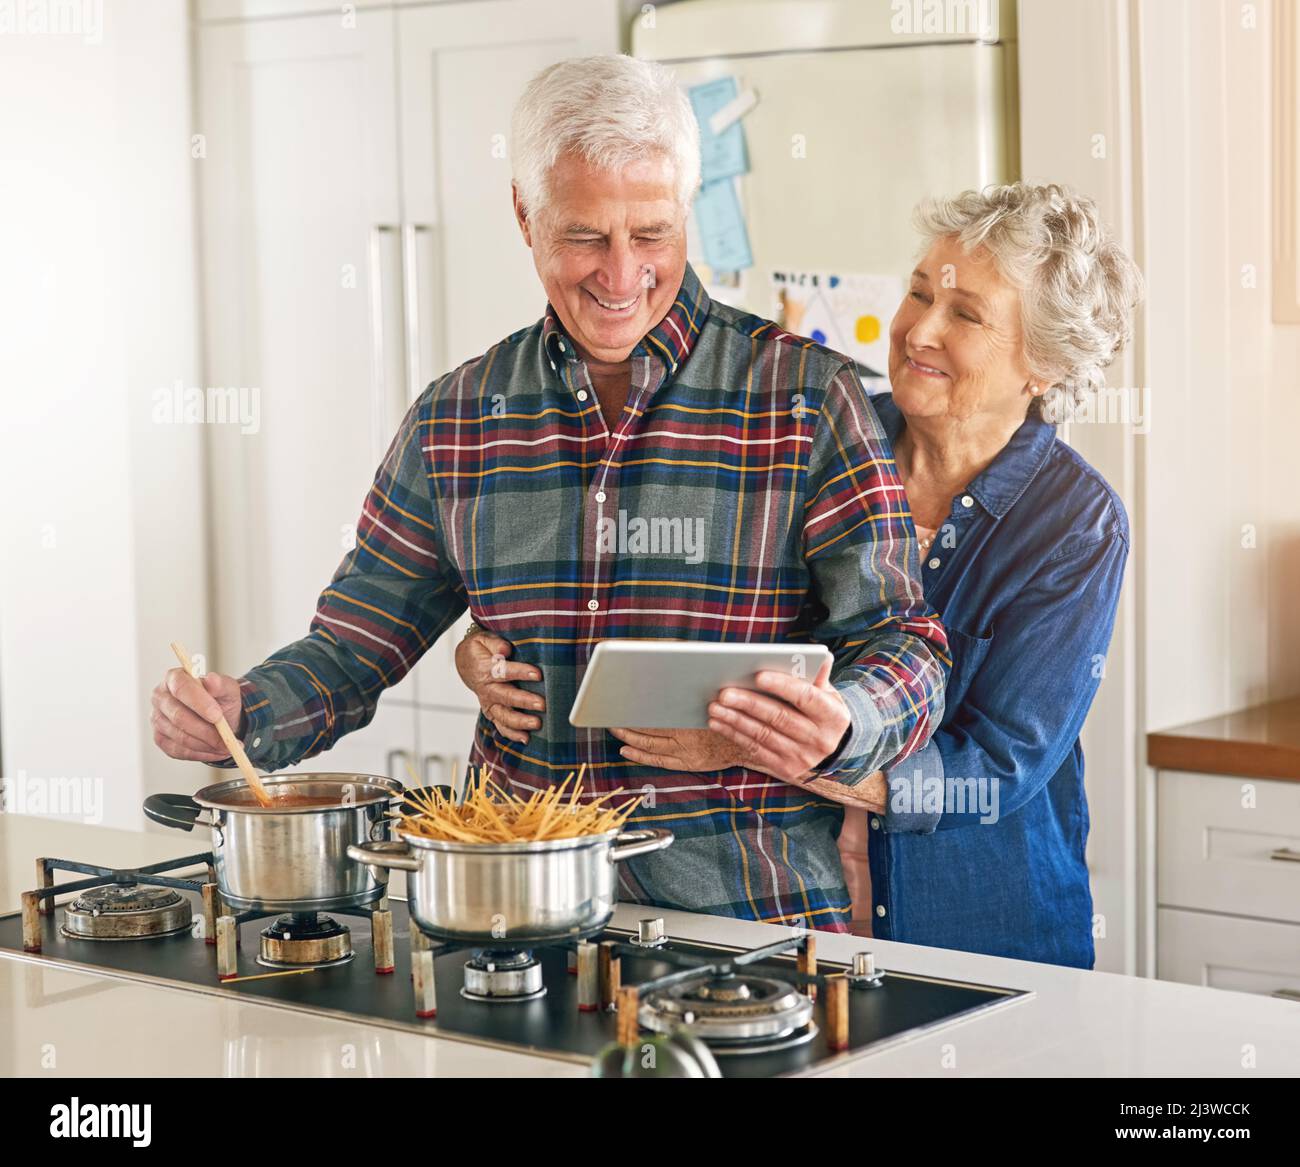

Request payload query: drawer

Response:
[1157,770,1300,923]
[1157,908,1300,1000]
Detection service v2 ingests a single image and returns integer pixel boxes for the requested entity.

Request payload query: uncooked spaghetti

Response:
[391,766,640,844]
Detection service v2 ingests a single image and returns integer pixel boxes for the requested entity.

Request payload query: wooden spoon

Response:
[170,641,274,808]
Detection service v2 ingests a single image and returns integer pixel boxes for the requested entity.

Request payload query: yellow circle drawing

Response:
[855,315,880,345]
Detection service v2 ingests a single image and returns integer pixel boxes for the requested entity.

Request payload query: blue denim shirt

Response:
[863,393,1129,969]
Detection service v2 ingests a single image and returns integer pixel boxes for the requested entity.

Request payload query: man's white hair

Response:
[510,55,701,220]
[913,182,1145,422]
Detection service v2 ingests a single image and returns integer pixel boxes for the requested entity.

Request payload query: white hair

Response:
[913,182,1145,422]
[510,55,701,221]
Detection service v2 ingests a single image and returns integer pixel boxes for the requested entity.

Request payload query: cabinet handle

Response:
[386,748,416,785]
[1271,988,1300,1003]
[402,223,438,405]
[423,752,447,789]
[368,224,404,458]
[1269,847,1300,863]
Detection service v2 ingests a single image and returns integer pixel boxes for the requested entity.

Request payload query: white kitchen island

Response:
[2,813,1296,1078]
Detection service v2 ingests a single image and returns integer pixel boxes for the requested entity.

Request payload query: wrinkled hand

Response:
[151,667,243,763]
[454,627,545,745]
[609,726,747,772]
[705,658,851,783]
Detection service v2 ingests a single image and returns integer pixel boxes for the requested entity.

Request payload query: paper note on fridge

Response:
[695,179,754,274]
[689,76,750,183]
[771,270,905,382]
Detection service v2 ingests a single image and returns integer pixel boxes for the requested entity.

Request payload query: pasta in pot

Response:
[391,766,641,844]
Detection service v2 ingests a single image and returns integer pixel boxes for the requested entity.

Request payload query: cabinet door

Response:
[306,699,420,785]
[1158,908,1300,1000]
[396,0,620,711]
[197,9,420,704]
[417,707,483,796]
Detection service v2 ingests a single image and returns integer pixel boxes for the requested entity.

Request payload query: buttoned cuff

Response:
[211,676,277,770]
[817,678,884,781]
[882,739,945,834]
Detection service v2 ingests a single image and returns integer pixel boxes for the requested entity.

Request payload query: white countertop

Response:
[2,813,1297,1077]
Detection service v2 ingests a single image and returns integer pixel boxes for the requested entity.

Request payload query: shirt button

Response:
[252,737,261,748]
[587,599,599,611]
[875,904,886,918]
[870,816,880,830]
[595,491,607,503]
[576,390,589,402]
[927,557,940,569]
[961,494,974,508]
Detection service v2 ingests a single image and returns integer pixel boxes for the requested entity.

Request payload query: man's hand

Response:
[150,668,244,763]
[608,726,746,772]
[705,657,851,783]
[454,626,545,745]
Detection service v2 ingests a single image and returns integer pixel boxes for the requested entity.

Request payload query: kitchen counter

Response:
[2,812,1298,1077]
[1148,696,1300,782]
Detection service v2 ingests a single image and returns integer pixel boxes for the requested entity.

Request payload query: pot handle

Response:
[143,793,213,832]
[609,828,674,863]
[347,840,422,873]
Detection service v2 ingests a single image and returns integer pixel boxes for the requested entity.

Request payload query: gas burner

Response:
[257,913,353,969]
[461,948,546,1004]
[61,884,193,942]
[638,973,817,1055]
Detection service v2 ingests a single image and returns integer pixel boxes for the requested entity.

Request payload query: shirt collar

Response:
[541,261,710,378]
[871,391,1057,519]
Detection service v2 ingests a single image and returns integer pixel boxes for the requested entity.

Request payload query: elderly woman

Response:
[456,180,1142,969]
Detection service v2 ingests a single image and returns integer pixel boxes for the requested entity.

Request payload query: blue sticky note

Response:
[694,178,753,273]
[689,77,749,184]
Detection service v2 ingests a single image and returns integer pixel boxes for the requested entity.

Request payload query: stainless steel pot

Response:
[144,774,416,913]
[348,827,673,944]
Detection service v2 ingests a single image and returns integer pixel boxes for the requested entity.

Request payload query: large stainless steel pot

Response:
[347,827,674,944]
[144,774,416,913]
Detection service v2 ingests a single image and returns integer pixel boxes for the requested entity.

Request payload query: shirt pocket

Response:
[943,626,994,709]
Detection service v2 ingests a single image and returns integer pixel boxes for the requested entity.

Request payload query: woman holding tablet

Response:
[458,182,1142,970]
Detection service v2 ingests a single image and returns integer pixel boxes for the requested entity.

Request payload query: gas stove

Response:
[2,852,1032,1077]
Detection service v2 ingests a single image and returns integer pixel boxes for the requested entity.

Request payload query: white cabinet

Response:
[395,0,619,710]
[197,3,616,764]
[307,698,422,782]
[1156,770,1300,995]
[1157,908,1300,1000]
[198,7,414,699]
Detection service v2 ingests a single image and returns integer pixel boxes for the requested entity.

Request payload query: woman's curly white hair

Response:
[913,182,1145,422]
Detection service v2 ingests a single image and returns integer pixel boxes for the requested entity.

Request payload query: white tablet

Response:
[568,640,834,729]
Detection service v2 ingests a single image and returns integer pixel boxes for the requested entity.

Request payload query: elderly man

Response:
[152,54,947,931]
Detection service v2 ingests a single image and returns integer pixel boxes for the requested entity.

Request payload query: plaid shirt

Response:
[231,262,948,931]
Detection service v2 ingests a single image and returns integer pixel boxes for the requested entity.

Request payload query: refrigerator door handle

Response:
[402,222,438,406]
[367,224,406,459]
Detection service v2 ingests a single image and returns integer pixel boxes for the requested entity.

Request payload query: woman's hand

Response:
[454,627,545,745]
[609,727,746,772]
[706,657,851,783]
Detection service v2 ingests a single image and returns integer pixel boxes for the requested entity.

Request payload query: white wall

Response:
[1139,0,1300,730]
[0,0,210,831]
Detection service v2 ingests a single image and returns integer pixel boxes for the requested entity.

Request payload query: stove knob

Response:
[849,950,884,988]
[637,917,666,946]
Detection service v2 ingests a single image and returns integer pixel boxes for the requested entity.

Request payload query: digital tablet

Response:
[568,641,834,729]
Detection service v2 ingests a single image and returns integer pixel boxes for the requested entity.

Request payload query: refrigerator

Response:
[634,0,1019,379]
